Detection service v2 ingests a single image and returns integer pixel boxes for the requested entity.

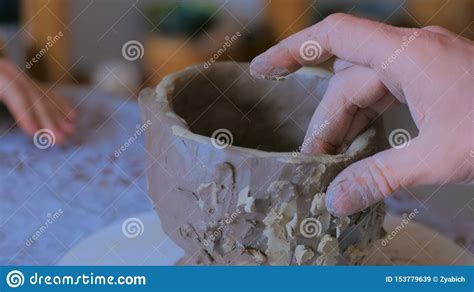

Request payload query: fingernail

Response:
[250,58,290,80]
[326,183,343,216]
[53,130,65,145]
[267,67,290,80]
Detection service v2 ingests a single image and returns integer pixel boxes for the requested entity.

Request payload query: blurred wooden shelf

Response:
[143,35,208,86]
[21,0,70,83]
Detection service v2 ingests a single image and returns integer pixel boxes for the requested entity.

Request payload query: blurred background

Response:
[0,0,472,96]
[0,0,473,259]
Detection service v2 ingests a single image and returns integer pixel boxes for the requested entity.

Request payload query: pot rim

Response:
[141,62,378,164]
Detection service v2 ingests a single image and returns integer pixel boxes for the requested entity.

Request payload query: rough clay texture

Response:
[139,62,386,266]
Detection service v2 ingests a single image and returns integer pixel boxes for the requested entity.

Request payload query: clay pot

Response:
[139,62,386,265]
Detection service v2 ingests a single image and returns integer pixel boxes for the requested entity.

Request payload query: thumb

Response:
[325,136,437,216]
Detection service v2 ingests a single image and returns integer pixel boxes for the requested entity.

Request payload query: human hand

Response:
[250,13,474,216]
[0,58,78,144]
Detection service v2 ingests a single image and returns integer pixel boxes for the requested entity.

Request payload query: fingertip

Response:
[301,138,336,155]
[53,130,66,145]
[249,57,265,78]
[250,58,291,80]
[61,119,75,135]
[250,41,301,80]
[325,178,367,217]
[325,183,349,217]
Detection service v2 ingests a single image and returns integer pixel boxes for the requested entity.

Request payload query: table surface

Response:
[0,87,153,265]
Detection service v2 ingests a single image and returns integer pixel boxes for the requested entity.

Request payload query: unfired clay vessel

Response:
[139,62,386,266]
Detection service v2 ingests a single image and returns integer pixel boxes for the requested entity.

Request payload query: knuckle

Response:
[330,157,399,213]
[327,71,359,110]
[410,28,449,47]
[412,28,435,40]
[422,25,444,32]
[364,157,399,199]
[333,165,376,212]
[324,13,349,25]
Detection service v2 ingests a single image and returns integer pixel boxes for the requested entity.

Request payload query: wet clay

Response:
[139,62,386,265]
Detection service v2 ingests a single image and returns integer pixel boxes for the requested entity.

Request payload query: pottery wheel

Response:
[58,212,474,266]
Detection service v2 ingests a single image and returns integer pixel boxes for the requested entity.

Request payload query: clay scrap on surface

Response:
[139,62,387,265]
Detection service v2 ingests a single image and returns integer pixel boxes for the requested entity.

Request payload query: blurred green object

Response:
[145,1,217,38]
